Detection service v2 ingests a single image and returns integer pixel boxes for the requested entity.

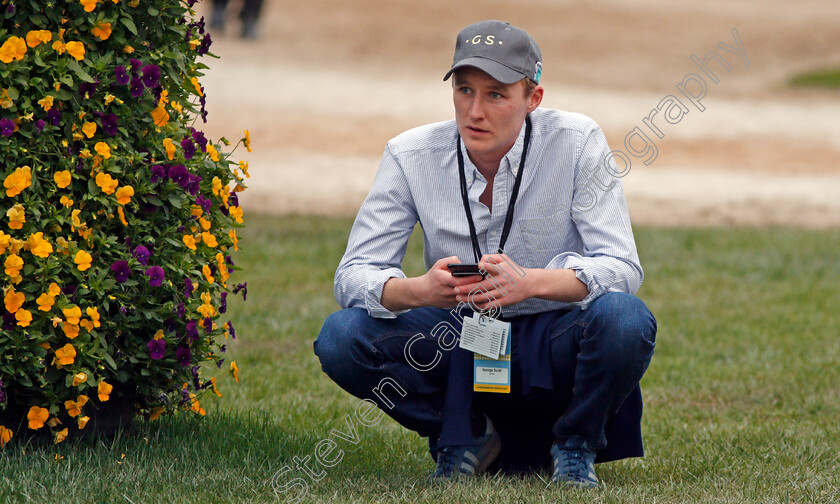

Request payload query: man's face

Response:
[452,67,542,167]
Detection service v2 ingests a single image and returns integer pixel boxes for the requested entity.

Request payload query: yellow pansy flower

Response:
[38,95,54,111]
[229,206,244,224]
[72,373,88,387]
[65,41,85,61]
[230,361,239,383]
[198,217,211,231]
[0,36,27,63]
[36,292,56,311]
[4,255,24,279]
[80,0,98,12]
[4,166,32,197]
[71,209,83,228]
[201,232,218,248]
[78,416,90,429]
[206,143,219,162]
[94,141,111,159]
[48,283,61,297]
[211,377,222,397]
[26,30,52,48]
[98,381,113,402]
[27,406,49,430]
[74,250,92,271]
[54,170,72,188]
[190,76,203,96]
[63,322,80,339]
[239,160,250,178]
[15,309,32,327]
[202,264,215,283]
[54,428,69,444]
[162,138,176,160]
[104,93,116,105]
[211,176,223,196]
[0,425,12,446]
[52,40,66,55]
[86,307,101,328]
[117,206,127,225]
[6,203,26,229]
[91,22,112,40]
[28,232,53,258]
[63,306,82,324]
[229,229,239,251]
[115,185,134,205]
[95,172,118,194]
[149,407,165,421]
[55,344,76,366]
[151,105,169,127]
[81,121,97,138]
[182,235,197,250]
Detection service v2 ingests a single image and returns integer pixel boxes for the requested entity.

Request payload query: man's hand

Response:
[380,256,483,312]
[454,254,589,312]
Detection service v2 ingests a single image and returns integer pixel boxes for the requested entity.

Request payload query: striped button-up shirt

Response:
[335,107,642,318]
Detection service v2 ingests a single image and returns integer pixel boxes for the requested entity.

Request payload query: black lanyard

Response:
[456,115,532,263]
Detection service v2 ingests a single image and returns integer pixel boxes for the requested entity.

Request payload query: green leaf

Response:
[122,17,138,36]
[167,194,183,209]
[60,73,74,87]
[103,352,118,371]
[67,60,95,83]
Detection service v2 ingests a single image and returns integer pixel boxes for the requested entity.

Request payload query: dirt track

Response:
[198,0,840,227]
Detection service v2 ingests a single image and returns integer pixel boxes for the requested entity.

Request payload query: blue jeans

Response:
[314,292,656,456]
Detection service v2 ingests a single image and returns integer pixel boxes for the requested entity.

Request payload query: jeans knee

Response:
[314,308,372,380]
[587,292,657,357]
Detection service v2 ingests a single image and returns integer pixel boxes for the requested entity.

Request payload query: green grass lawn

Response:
[2,215,839,503]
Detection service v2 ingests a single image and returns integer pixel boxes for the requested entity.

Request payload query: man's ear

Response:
[527,85,544,113]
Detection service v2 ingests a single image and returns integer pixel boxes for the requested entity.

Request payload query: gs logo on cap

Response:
[466,35,503,46]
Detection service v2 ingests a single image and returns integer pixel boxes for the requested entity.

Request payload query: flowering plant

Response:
[0,0,248,445]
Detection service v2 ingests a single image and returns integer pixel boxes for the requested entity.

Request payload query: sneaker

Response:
[550,436,599,488]
[430,415,501,480]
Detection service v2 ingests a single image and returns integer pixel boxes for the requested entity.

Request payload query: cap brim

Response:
[443,57,526,84]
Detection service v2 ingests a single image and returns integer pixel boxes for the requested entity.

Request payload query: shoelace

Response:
[436,446,469,475]
[555,450,589,480]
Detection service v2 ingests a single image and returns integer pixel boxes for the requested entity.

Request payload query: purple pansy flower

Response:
[176,347,191,367]
[186,174,202,196]
[80,80,98,97]
[133,245,151,265]
[229,191,239,208]
[110,260,130,283]
[176,303,186,319]
[147,339,166,360]
[181,137,196,160]
[34,119,45,136]
[233,282,248,301]
[203,317,213,334]
[168,164,189,188]
[184,278,194,298]
[0,379,6,404]
[227,320,236,340]
[129,58,142,72]
[198,32,212,56]
[151,164,166,184]
[196,195,212,213]
[130,76,144,98]
[186,320,199,343]
[0,118,15,137]
[2,313,15,331]
[145,266,165,287]
[102,113,118,136]
[164,317,177,334]
[47,107,61,126]
[219,292,227,314]
[141,64,161,89]
[115,65,129,85]
[191,130,207,151]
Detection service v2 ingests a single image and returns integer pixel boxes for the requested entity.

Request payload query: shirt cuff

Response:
[364,267,408,319]
[546,252,607,310]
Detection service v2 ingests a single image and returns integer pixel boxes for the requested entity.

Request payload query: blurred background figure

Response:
[211,0,264,39]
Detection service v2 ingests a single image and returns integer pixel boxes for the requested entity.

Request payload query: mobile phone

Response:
[447,263,485,277]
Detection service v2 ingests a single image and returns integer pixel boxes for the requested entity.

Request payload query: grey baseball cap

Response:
[443,20,542,84]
